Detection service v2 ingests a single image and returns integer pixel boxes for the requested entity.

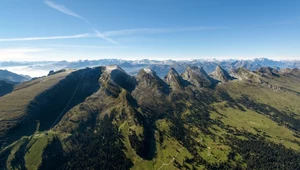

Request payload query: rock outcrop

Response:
[164,68,185,89]
[210,66,235,82]
[181,66,217,88]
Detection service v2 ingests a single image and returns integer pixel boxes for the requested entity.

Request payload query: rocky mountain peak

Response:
[256,67,280,77]
[280,68,300,77]
[181,66,215,88]
[135,68,169,93]
[230,67,262,83]
[164,68,185,89]
[100,65,136,92]
[142,68,154,74]
[137,68,159,80]
[210,65,234,82]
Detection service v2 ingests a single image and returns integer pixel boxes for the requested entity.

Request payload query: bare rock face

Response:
[181,66,216,88]
[256,67,280,77]
[230,67,262,83]
[280,68,293,74]
[135,68,170,93]
[164,68,185,89]
[290,68,300,77]
[131,68,170,104]
[100,65,136,92]
[210,66,235,82]
[280,68,300,78]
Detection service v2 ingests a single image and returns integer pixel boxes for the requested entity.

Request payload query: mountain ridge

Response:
[0,69,31,82]
[1,65,300,170]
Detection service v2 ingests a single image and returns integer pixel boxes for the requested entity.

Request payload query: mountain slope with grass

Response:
[1,65,300,170]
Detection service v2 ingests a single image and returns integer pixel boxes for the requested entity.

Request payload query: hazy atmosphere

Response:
[0,0,300,61]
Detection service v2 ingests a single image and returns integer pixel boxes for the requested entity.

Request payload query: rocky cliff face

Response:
[210,66,235,82]
[164,68,185,89]
[256,67,280,77]
[230,67,262,83]
[100,65,136,92]
[181,66,217,88]
[134,68,170,93]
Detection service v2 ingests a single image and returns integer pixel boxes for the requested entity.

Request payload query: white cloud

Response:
[0,32,118,44]
[0,26,223,42]
[93,29,118,44]
[102,26,226,37]
[44,1,118,44]
[47,44,127,48]
[44,0,89,23]
[0,33,92,42]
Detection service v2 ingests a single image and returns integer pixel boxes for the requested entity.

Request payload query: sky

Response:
[0,0,300,61]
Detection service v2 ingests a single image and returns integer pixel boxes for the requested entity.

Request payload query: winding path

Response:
[157,147,184,170]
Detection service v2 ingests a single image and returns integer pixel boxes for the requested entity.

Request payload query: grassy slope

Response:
[1,69,300,170]
[212,78,300,150]
[0,71,73,140]
[120,119,193,170]
[2,131,67,170]
[0,71,72,120]
[223,80,300,116]
[211,103,300,150]
[124,74,300,169]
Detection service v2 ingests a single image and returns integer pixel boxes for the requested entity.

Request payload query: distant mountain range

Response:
[0,70,31,97]
[0,70,31,82]
[0,58,299,78]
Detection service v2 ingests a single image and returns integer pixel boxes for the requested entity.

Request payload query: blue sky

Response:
[0,0,300,61]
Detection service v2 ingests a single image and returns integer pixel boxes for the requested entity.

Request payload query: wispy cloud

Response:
[0,33,92,42]
[93,29,118,44]
[44,1,225,44]
[102,26,226,37]
[47,44,127,49]
[44,0,89,23]
[0,26,225,42]
[44,1,118,44]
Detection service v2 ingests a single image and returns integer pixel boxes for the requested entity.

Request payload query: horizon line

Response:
[0,57,299,63]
